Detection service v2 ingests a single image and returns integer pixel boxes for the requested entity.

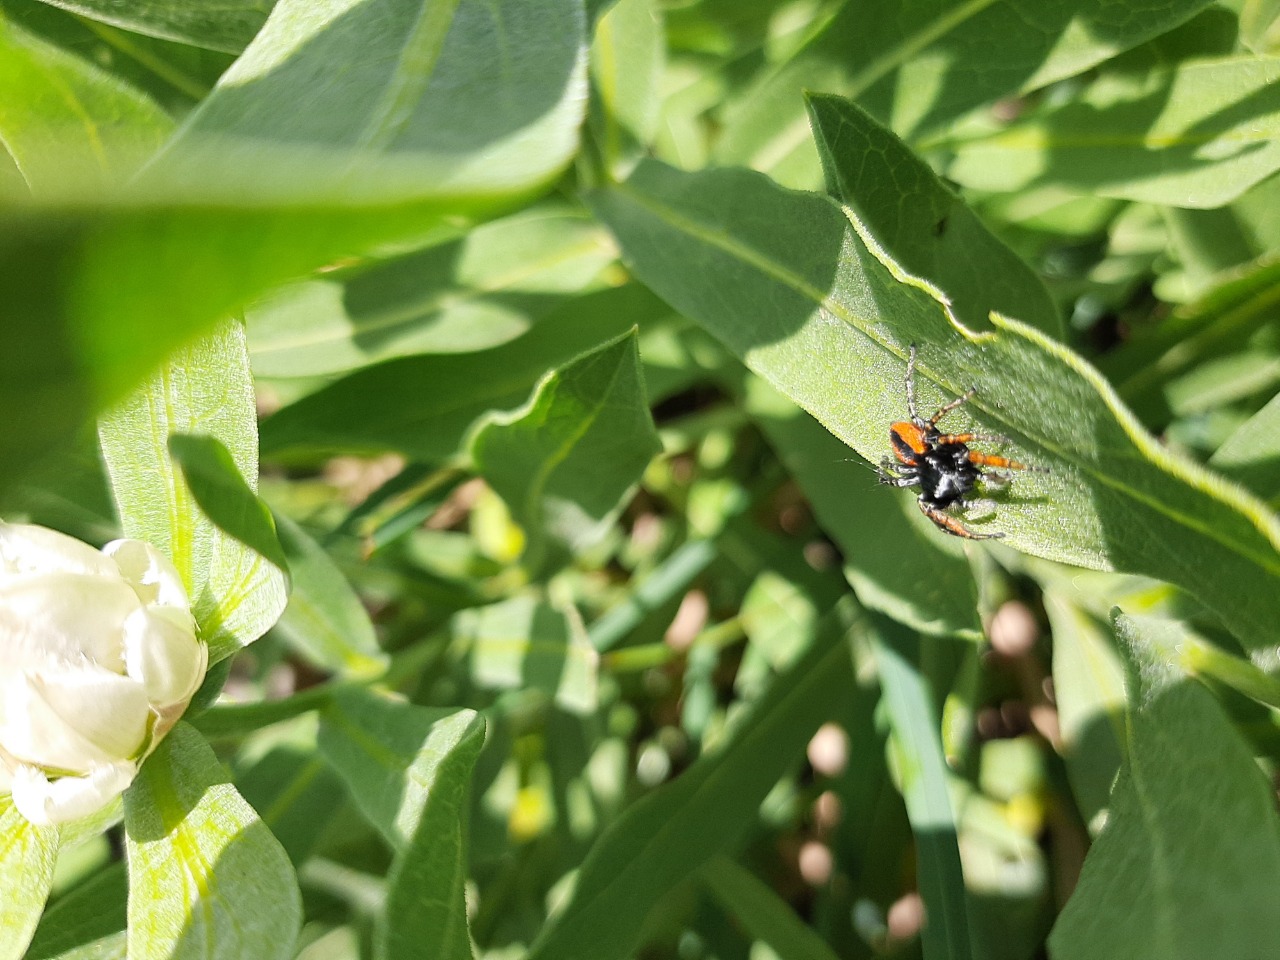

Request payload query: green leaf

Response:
[744,374,980,640]
[1041,586,1126,830]
[871,621,973,960]
[591,159,1280,660]
[805,93,1061,338]
[260,284,666,460]
[167,432,290,575]
[470,328,662,564]
[526,609,853,960]
[142,0,586,208]
[0,799,60,960]
[454,594,599,714]
[247,207,619,378]
[0,14,173,197]
[124,723,302,960]
[1048,613,1280,959]
[1210,390,1280,504]
[0,0,588,487]
[271,513,388,677]
[715,0,1215,186]
[699,856,841,960]
[317,690,486,960]
[946,55,1280,209]
[31,0,272,53]
[589,0,664,177]
[99,322,288,664]
[1099,254,1280,428]
[25,862,126,960]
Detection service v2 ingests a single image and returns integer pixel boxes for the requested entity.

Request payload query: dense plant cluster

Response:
[2,1,1279,959]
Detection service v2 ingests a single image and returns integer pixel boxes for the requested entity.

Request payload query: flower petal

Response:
[0,523,117,579]
[0,573,138,671]
[0,668,150,770]
[122,606,207,708]
[11,760,135,826]
[104,539,190,610]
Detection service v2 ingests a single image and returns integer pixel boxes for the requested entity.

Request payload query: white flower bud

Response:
[0,523,207,825]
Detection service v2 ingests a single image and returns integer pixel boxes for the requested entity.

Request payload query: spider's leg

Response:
[936,432,1008,446]
[905,344,920,422]
[878,458,919,487]
[969,451,1047,472]
[929,387,978,425]
[918,500,1004,540]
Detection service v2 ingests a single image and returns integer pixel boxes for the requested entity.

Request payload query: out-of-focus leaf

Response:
[248,208,618,377]
[1211,391,1280,503]
[1048,613,1280,959]
[0,14,172,196]
[591,159,1280,661]
[32,0,271,53]
[261,284,666,460]
[806,93,1060,338]
[947,56,1280,209]
[142,0,586,208]
[0,0,588,489]
[168,432,290,575]
[471,329,661,563]
[1099,254,1280,428]
[272,513,388,677]
[872,620,973,960]
[526,609,852,960]
[455,594,599,714]
[743,375,979,639]
[25,862,126,960]
[124,724,302,960]
[317,690,485,960]
[1042,587,1126,830]
[716,0,1215,186]
[699,856,841,960]
[100,323,287,664]
[590,0,664,177]
[0,799,60,960]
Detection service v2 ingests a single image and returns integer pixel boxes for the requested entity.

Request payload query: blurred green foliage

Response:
[4,1,1280,959]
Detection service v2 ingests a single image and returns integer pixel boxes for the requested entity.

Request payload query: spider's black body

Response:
[889,431,982,509]
[877,345,1039,540]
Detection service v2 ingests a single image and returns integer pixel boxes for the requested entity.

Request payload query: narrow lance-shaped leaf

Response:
[805,93,1060,338]
[945,55,1280,209]
[124,723,302,960]
[248,207,619,378]
[1048,613,1280,959]
[99,322,288,664]
[167,432,290,576]
[271,513,388,678]
[0,800,60,960]
[526,609,853,960]
[699,856,842,960]
[716,0,1215,185]
[871,620,973,960]
[141,0,587,208]
[317,690,485,960]
[591,159,1280,662]
[471,328,661,568]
